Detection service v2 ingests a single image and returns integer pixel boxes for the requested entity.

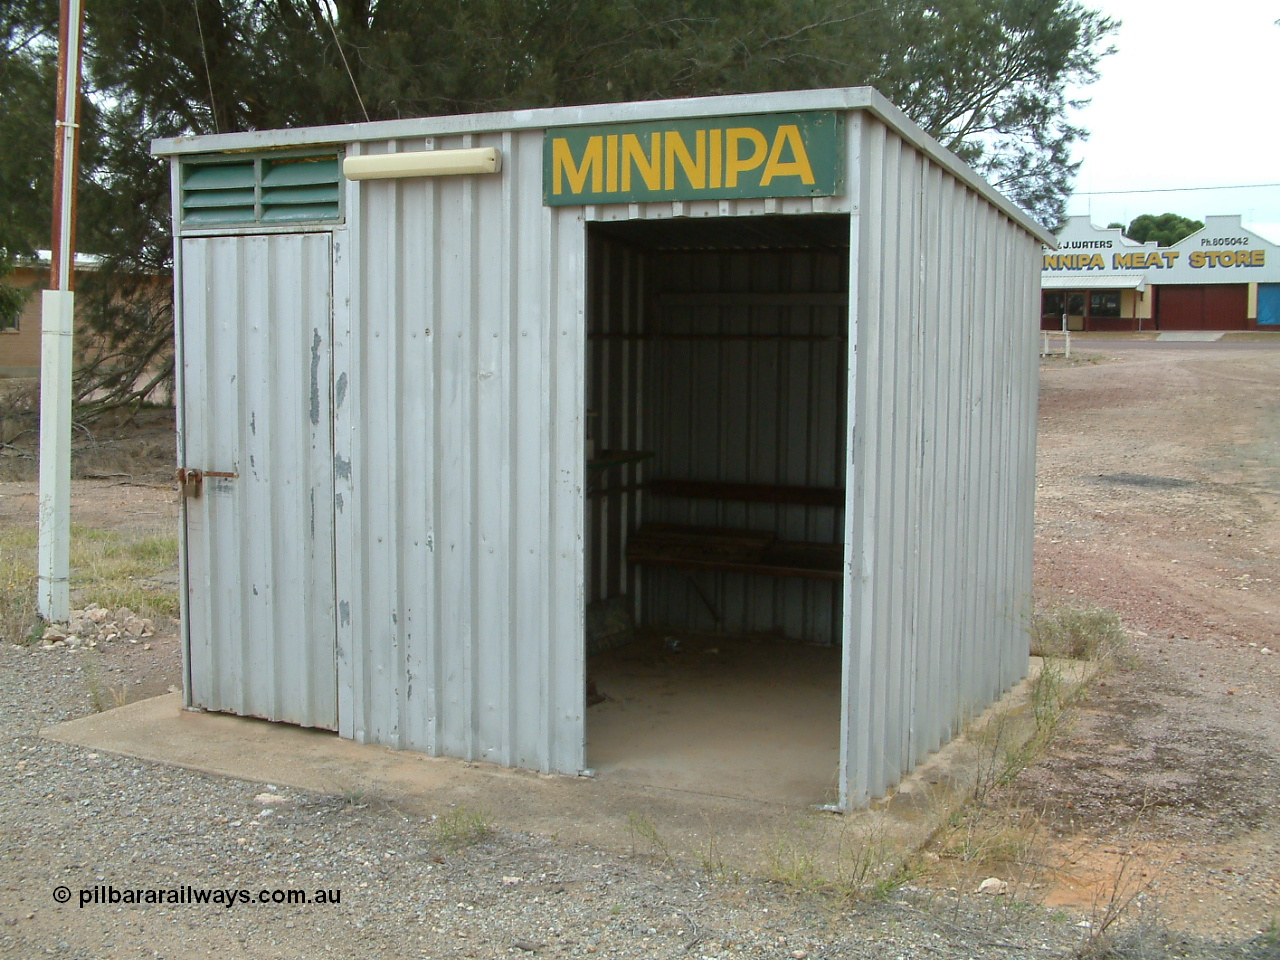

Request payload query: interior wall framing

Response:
[585,235,648,617]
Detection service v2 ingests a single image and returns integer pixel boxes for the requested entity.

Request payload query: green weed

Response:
[431,805,493,849]
[764,835,821,891]
[626,811,672,864]
[81,652,128,712]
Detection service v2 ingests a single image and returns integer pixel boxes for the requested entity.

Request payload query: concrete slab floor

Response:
[43,653,1073,883]
[587,635,841,807]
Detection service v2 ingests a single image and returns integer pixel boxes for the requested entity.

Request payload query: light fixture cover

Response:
[343,147,501,181]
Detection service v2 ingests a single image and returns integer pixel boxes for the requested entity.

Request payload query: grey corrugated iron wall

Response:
[179,232,338,730]
[335,130,586,775]
[840,115,1038,808]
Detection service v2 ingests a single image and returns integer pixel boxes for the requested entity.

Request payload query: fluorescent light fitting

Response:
[343,147,501,181]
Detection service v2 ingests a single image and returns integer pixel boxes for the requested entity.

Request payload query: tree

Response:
[82,1,1116,223]
[0,0,56,327]
[4,0,1117,412]
[1122,212,1204,247]
[1,0,104,327]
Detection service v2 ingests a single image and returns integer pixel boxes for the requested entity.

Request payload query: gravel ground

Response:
[2,643,1275,960]
[3,346,1280,959]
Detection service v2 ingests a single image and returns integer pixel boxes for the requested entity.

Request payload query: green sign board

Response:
[542,111,843,206]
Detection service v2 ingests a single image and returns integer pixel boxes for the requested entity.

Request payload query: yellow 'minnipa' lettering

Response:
[1042,253,1106,270]
[551,124,816,196]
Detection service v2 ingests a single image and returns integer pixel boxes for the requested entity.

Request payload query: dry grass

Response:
[915,602,1160,946]
[0,523,179,643]
[1031,602,1128,662]
[0,535,39,644]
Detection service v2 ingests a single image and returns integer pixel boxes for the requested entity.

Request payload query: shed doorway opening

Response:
[583,214,850,805]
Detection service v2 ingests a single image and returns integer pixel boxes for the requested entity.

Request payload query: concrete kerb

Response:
[42,655,1090,889]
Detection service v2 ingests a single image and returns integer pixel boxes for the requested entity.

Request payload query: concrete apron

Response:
[42,657,1080,884]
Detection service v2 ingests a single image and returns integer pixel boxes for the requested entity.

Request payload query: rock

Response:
[254,793,287,805]
[977,877,1008,896]
[42,626,67,642]
[112,608,135,624]
[792,952,809,959]
[68,618,97,637]
[86,606,110,623]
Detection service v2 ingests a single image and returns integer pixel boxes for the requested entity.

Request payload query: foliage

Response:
[0,259,28,329]
[1029,601,1127,661]
[0,0,106,336]
[1121,212,1204,247]
[431,805,493,849]
[2,0,1116,412]
[874,0,1116,227]
[1,0,54,327]
[0,521,178,644]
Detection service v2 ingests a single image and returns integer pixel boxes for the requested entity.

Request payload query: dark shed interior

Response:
[583,214,851,800]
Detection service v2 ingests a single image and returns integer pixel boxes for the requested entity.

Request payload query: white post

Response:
[37,291,74,620]
[37,0,84,623]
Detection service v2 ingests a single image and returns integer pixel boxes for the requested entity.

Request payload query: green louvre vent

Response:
[181,154,342,227]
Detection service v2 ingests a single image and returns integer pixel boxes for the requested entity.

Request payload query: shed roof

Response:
[151,87,1056,246]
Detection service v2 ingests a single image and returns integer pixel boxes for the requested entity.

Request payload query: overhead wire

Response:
[1075,183,1280,196]
[190,0,219,134]
[325,9,370,123]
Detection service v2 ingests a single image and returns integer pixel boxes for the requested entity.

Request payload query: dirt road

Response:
[1026,340,1280,939]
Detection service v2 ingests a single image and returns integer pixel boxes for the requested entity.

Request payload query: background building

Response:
[1042,215,1280,331]
[0,252,103,377]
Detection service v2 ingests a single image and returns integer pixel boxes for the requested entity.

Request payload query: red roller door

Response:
[1156,284,1248,330]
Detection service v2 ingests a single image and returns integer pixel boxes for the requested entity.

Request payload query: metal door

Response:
[1256,283,1280,326]
[1157,284,1248,330]
[1065,291,1086,331]
[179,233,338,729]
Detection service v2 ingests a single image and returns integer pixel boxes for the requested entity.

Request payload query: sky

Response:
[1063,0,1280,241]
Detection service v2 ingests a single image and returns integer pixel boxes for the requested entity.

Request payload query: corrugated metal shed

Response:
[154,87,1051,809]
